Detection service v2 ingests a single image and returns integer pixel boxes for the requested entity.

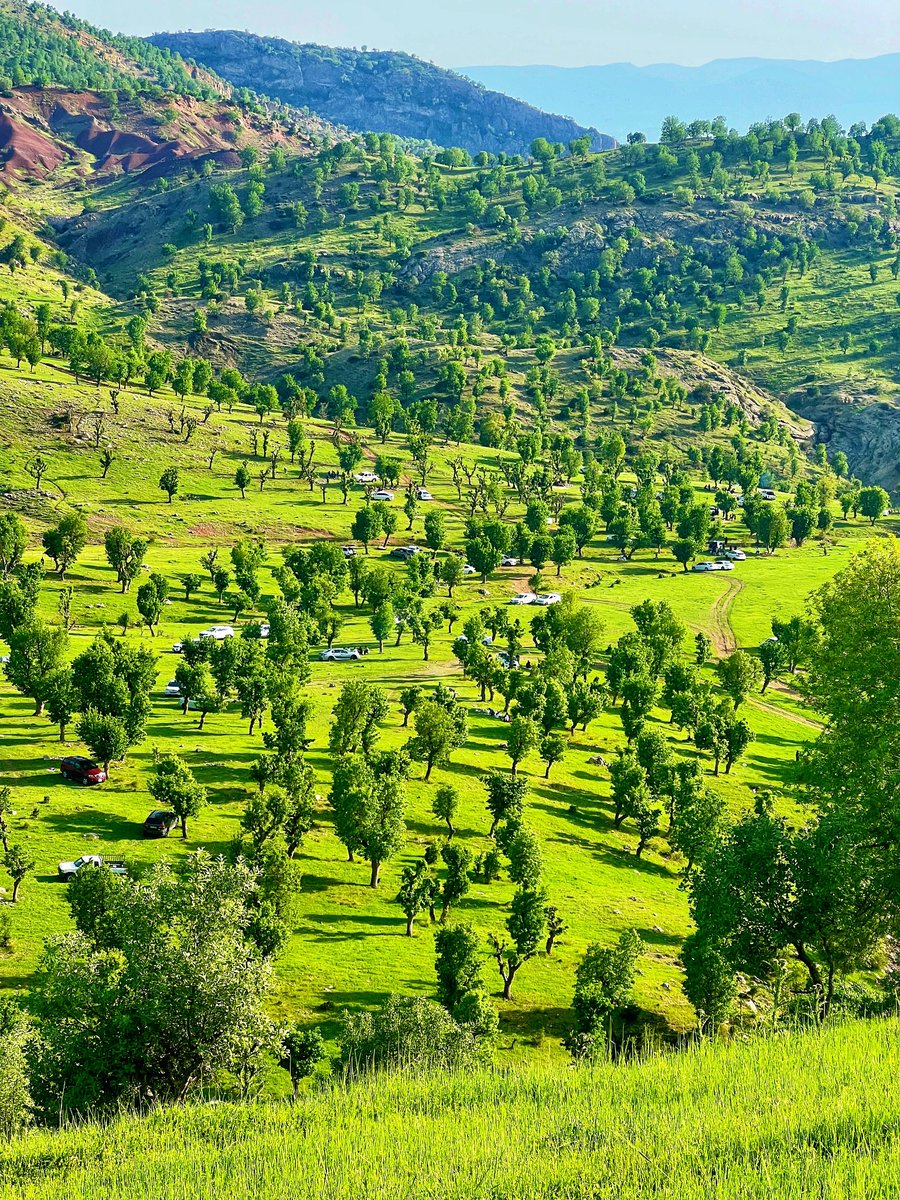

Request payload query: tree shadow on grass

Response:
[43,805,140,835]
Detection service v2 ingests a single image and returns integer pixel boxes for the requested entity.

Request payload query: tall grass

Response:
[3,1018,900,1198]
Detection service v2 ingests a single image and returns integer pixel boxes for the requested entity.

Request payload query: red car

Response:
[60,756,107,785]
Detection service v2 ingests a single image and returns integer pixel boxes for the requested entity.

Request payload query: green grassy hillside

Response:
[3,1017,900,1199]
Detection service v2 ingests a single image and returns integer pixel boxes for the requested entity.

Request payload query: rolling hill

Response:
[146,31,617,157]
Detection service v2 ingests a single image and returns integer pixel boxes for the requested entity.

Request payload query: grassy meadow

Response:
[0,358,885,1049]
[3,1016,900,1198]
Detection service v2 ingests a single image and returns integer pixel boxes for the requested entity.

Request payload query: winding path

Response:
[710,577,744,656]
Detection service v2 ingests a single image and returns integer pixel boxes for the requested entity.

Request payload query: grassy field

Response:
[3,1016,900,1198]
[0,375,887,1048]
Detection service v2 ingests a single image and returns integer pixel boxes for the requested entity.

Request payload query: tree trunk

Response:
[405,914,414,936]
[370,860,380,888]
[11,878,20,903]
[425,759,434,780]
[544,761,551,778]
[181,816,188,839]
[59,722,66,742]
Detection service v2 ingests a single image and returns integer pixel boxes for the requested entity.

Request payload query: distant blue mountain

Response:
[459,56,900,142]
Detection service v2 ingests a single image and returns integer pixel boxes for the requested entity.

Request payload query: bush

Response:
[339,995,479,1075]
[0,998,32,1137]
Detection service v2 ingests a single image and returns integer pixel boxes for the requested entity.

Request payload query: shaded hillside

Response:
[147,31,616,157]
[463,56,900,143]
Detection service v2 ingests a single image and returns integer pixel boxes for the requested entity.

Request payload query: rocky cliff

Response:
[147,32,616,157]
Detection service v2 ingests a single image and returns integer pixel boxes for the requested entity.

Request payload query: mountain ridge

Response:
[460,55,900,140]
[147,30,617,156]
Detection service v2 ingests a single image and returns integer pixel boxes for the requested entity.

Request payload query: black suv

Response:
[143,810,178,838]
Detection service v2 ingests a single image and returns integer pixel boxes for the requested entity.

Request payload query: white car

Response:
[371,489,395,502]
[354,471,379,484]
[164,680,181,697]
[258,622,271,638]
[534,592,562,606]
[463,565,478,576]
[510,592,537,606]
[171,641,183,654]
[725,549,747,561]
[714,560,736,571]
[416,487,433,501]
[320,647,362,661]
[199,625,235,641]
[501,556,519,567]
[692,562,716,573]
[342,544,357,558]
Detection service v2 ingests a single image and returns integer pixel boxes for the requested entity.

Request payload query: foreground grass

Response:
[3,1018,900,1198]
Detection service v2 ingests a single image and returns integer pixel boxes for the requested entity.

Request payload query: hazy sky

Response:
[65,0,899,67]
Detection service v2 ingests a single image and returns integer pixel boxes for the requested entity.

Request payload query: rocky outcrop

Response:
[791,384,900,489]
[147,32,616,157]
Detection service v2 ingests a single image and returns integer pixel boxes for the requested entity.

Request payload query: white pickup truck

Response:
[58,855,128,882]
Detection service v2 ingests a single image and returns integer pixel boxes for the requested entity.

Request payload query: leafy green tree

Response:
[43,667,78,742]
[76,710,130,774]
[329,681,389,758]
[681,933,737,1034]
[280,1026,325,1095]
[435,922,484,1009]
[369,602,394,652]
[505,823,543,889]
[439,842,473,922]
[858,486,890,526]
[505,714,540,775]
[489,887,546,1000]
[159,466,179,503]
[136,573,169,636]
[397,859,433,936]
[0,513,27,578]
[539,731,567,778]
[3,843,34,903]
[440,555,464,595]
[572,929,644,1036]
[5,618,67,715]
[42,514,88,578]
[329,751,407,886]
[408,698,467,780]
[103,527,148,593]
[149,752,207,839]
[484,770,527,837]
[32,856,274,1112]
[433,784,459,837]
[717,650,763,710]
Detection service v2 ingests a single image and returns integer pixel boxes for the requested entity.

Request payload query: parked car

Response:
[199,625,235,641]
[415,487,433,501]
[510,592,537,606]
[143,810,178,838]
[258,622,270,639]
[496,651,521,669]
[534,592,562,606]
[58,855,127,882]
[320,647,362,661]
[0,654,8,665]
[171,641,184,654]
[463,565,478,576]
[354,471,379,484]
[60,756,107,785]
[725,548,747,561]
[714,560,736,571]
[164,680,181,697]
[757,487,777,501]
[692,562,716,573]
[342,545,357,558]
[390,545,419,560]
[371,489,395,502]
[501,556,519,567]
